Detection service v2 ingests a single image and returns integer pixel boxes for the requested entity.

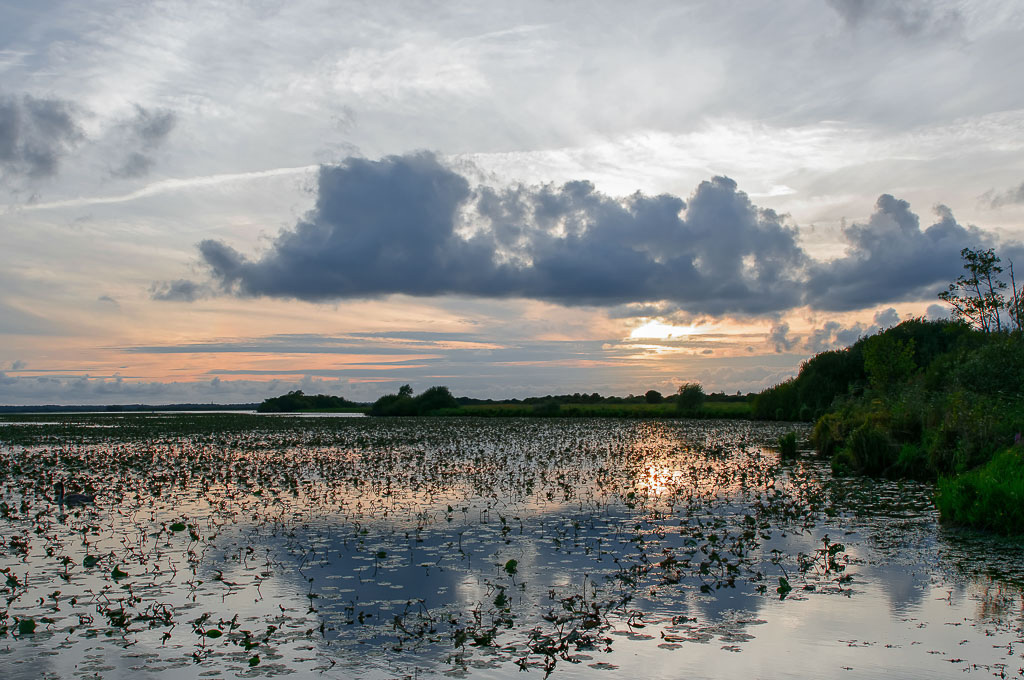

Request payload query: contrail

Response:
[5,165,318,213]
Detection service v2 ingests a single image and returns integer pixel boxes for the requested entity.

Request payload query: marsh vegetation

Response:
[1,414,1022,678]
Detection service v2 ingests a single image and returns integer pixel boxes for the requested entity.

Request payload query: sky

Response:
[2,0,1024,405]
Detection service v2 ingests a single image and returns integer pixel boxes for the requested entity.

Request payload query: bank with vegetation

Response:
[366,382,752,419]
[755,247,1024,533]
[256,391,367,413]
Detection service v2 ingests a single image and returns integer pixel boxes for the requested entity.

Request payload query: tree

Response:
[644,389,663,404]
[938,247,1023,332]
[862,334,916,392]
[676,382,705,415]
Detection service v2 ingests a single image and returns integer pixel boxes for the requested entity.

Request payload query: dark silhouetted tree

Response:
[676,382,705,415]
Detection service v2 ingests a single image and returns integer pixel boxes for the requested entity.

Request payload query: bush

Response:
[676,382,705,415]
[890,443,930,480]
[811,412,846,458]
[936,447,1024,534]
[415,386,458,414]
[845,423,898,477]
[531,400,561,416]
[778,431,798,459]
[830,449,858,476]
[370,385,458,416]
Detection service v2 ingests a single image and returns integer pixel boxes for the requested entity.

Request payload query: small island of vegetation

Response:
[256,390,366,413]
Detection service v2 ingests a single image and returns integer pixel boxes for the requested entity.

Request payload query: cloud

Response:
[159,153,1019,317]
[167,152,807,316]
[803,307,899,353]
[805,197,987,311]
[872,306,901,328]
[826,0,962,37]
[0,92,82,180]
[0,301,60,335]
[0,372,358,406]
[983,181,1024,208]
[925,303,951,320]
[111,105,178,178]
[10,360,26,370]
[804,320,866,353]
[149,279,211,302]
[768,322,797,353]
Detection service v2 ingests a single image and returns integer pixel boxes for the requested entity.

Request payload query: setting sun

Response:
[629,320,703,340]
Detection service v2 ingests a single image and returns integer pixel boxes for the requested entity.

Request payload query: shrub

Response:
[830,449,858,476]
[935,448,1024,534]
[370,384,457,416]
[890,443,931,480]
[676,382,705,415]
[531,400,561,416]
[845,423,897,477]
[811,413,845,458]
[778,431,798,459]
[415,386,458,414]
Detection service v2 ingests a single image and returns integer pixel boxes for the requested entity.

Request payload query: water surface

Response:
[0,416,1020,678]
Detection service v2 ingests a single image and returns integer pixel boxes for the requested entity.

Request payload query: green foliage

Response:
[863,334,916,391]
[811,412,846,458]
[939,247,1023,333]
[370,385,458,416]
[890,443,929,480]
[257,390,360,413]
[777,431,798,459]
[841,422,898,477]
[644,390,663,404]
[951,332,1024,397]
[936,447,1024,534]
[675,382,706,415]
[416,386,459,413]
[531,400,561,416]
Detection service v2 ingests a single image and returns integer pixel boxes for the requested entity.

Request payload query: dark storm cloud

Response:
[176,152,807,316]
[159,153,1018,316]
[0,92,82,179]
[111,105,178,178]
[804,196,987,311]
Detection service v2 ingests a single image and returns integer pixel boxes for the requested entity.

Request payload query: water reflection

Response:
[0,417,1022,679]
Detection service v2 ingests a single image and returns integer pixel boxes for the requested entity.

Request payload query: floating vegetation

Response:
[0,414,1022,678]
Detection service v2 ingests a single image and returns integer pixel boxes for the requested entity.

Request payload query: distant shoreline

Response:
[0,403,260,413]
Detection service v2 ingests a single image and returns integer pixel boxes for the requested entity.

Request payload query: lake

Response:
[0,415,1021,678]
